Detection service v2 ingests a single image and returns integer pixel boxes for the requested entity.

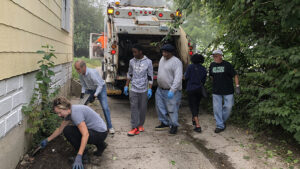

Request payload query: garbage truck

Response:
[102,0,193,95]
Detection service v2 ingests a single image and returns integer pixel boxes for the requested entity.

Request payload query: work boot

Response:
[155,122,169,131]
[214,128,225,133]
[169,126,178,134]
[94,142,108,156]
[128,128,140,136]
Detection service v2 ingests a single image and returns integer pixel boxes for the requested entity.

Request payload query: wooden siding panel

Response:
[0,24,72,53]
[39,0,62,19]
[11,0,61,29]
[0,0,74,79]
[0,0,73,44]
[54,0,62,9]
[0,53,72,80]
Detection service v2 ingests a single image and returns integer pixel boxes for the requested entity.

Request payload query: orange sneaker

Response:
[138,126,145,132]
[128,128,140,136]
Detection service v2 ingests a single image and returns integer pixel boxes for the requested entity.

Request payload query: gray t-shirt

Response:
[157,56,183,92]
[65,105,107,132]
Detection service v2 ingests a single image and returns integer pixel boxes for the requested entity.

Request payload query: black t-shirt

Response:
[209,60,236,95]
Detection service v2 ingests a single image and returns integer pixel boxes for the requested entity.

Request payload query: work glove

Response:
[123,86,129,96]
[147,89,152,99]
[72,154,84,169]
[235,86,241,95]
[167,91,174,99]
[80,93,84,99]
[40,139,48,149]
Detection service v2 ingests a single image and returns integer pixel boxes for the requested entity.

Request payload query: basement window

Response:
[61,0,70,32]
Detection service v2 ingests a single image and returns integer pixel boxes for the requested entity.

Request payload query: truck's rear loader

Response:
[102,0,193,95]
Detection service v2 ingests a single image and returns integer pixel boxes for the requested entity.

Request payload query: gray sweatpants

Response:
[129,90,148,129]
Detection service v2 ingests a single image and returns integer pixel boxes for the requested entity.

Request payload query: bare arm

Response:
[125,79,130,87]
[234,75,239,86]
[47,120,71,142]
[77,122,89,155]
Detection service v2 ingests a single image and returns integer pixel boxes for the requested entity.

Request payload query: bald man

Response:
[74,60,115,134]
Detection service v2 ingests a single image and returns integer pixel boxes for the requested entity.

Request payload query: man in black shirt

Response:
[209,49,240,133]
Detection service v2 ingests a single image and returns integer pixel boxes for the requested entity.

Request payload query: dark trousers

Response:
[63,126,108,152]
[187,88,202,117]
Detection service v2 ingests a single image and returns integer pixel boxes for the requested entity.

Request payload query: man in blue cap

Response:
[155,44,183,134]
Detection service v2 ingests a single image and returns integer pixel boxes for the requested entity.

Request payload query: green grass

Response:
[72,57,101,80]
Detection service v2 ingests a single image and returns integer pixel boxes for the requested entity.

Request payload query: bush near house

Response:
[22,45,60,145]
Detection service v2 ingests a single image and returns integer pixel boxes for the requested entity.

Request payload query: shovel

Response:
[31,145,42,156]
[79,94,90,105]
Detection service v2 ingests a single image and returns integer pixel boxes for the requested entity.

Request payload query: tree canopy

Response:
[174,0,300,142]
[74,0,105,57]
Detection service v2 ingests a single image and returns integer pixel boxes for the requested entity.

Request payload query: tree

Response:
[74,0,105,57]
[174,0,300,143]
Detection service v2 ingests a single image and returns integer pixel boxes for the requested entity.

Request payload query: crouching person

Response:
[39,97,108,169]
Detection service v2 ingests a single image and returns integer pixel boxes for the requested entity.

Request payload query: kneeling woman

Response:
[40,97,108,169]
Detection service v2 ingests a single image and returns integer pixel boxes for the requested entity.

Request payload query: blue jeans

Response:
[155,88,182,127]
[86,85,113,129]
[213,94,234,129]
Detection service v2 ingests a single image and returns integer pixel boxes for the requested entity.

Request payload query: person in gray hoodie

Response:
[124,44,153,136]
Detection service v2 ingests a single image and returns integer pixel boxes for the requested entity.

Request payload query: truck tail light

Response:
[159,13,163,17]
[107,7,114,15]
[111,50,116,55]
[149,11,152,14]
[115,1,120,6]
[111,44,117,49]
[144,11,147,14]
[140,11,142,14]
[128,12,132,16]
[188,42,193,56]
[115,11,120,15]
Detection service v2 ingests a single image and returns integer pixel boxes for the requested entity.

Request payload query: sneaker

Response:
[94,142,108,156]
[138,126,144,132]
[214,128,225,133]
[155,123,169,131]
[128,128,140,136]
[169,126,178,134]
[109,128,115,134]
[194,127,202,133]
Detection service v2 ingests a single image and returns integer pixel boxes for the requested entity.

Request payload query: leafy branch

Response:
[22,45,60,145]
